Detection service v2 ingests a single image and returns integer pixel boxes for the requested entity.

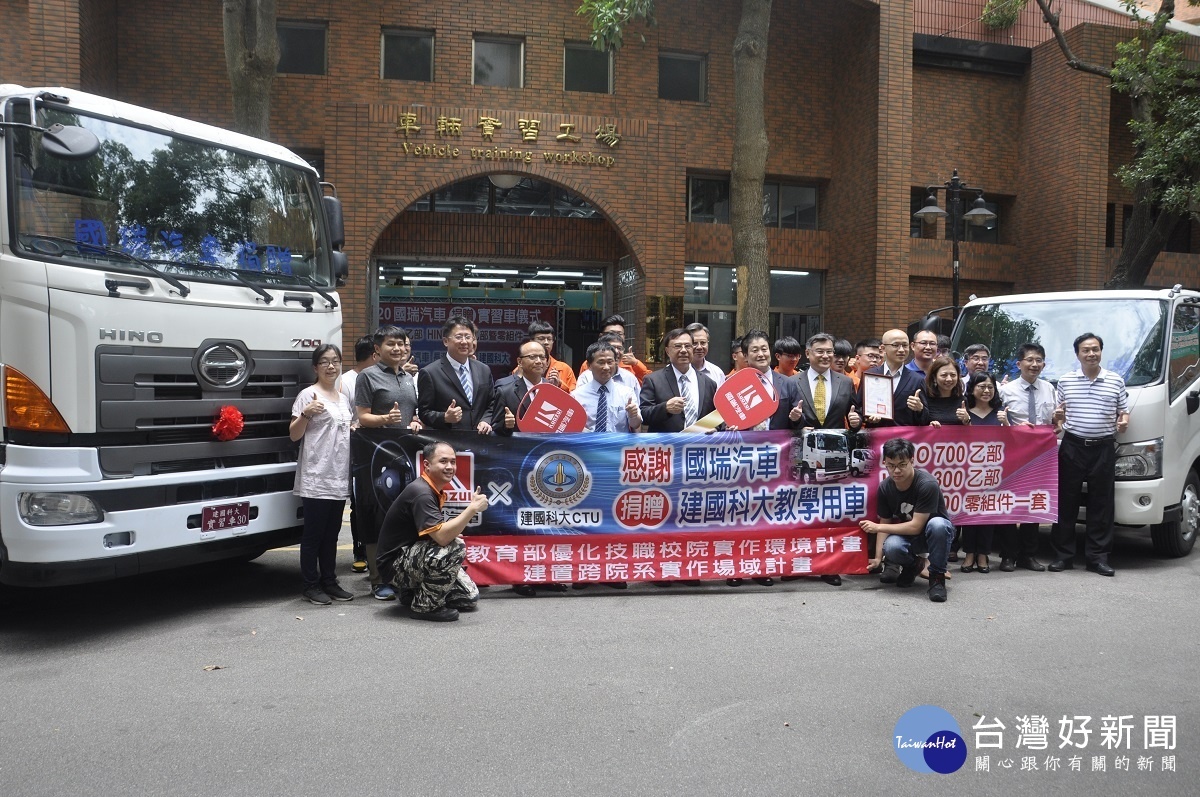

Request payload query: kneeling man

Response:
[860,437,953,603]
[376,441,490,622]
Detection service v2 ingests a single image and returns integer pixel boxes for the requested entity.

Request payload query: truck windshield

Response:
[951,298,1168,387]
[6,100,334,288]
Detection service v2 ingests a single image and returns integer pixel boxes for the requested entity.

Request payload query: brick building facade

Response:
[3,0,1197,369]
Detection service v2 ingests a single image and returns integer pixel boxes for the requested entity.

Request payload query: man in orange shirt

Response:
[527,319,577,391]
[773,336,803,377]
[850,338,882,391]
[577,314,650,384]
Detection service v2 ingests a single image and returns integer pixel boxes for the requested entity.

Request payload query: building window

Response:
[763,182,818,230]
[474,37,523,88]
[659,52,705,102]
[415,176,600,218]
[383,30,434,81]
[277,22,326,75]
[564,43,612,93]
[688,176,729,223]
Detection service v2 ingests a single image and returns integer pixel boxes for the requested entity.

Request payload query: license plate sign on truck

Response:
[201,502,250,538]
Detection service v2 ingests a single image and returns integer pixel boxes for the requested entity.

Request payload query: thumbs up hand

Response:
[1053,401,1066,425]
[387,401,403,424]
[504,406,516,429]
[956,401,970,425]
[789,399,804,423]
[445,399,464,424]
[907,389,925,412]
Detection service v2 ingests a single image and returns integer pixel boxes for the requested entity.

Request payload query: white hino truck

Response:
[951,287,1200,557]
[0,86,346,585]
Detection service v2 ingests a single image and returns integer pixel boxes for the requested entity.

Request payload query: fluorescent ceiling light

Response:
[404,266,452,273]
[693,286,708,292]
[467,268,519,275]
[523,279,565,286]
[581,281,603,287]
[770,270,809,276]
[401,276,446,282]
[684,276,708,283]
[537,270,586,278]
[464,277,508,284]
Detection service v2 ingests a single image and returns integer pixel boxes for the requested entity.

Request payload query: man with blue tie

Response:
[417,316,495,433]
[573,342,642,433]
[639,328,717,433]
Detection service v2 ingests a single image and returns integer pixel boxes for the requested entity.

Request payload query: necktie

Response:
[1027,383,1037,425]
[679,374,697,428]
[458,363,473,404]
[595,383,608,432]
[758,371,774,399]
[814,373,827,425]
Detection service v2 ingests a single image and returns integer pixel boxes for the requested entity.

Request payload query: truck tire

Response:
[1151,468,1200,557]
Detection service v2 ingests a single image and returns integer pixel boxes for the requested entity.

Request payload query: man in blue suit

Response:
[860,328,929,428]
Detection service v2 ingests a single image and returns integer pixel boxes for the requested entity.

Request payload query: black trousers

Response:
[1000,522,1041,560]
[1051,436,1117,564]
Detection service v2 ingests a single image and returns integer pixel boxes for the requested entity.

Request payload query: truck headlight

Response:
[1114,438,1163,480]
[18,492,104,526]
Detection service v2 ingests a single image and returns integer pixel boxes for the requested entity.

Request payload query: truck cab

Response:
[951,287,1200,556]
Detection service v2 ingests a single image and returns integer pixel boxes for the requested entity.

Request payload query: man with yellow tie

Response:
[794,332,862,431]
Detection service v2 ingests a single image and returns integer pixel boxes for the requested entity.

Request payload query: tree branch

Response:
[1031,0,1115,78]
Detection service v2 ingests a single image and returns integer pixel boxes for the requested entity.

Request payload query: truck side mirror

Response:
[322,195,345,250]
[41,123,100,160]
[1188,390,1199,416]
[330,250,348,287]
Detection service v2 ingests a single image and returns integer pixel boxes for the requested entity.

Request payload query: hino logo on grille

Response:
[99,329,164,343]
[197,343,250,389]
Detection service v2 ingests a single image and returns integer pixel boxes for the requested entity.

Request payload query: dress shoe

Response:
[1086,561,1115,577]
[820,574,842,586]
[726,578,744,587]
[512,584,536,597]
[1017,557,1046,572]
[961,562,977,573]
[976,556,991,574]
[1047,559,1074,572]
[999,558,1016,572]
[753,577,775,586]
[413,606,459,622]
[542,583,570,592]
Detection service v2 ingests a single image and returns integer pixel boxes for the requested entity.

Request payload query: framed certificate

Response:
[863,372,895,420]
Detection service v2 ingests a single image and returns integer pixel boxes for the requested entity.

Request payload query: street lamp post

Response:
[912,169,998,315]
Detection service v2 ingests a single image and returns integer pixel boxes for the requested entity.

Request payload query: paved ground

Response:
[1,526,1197,796]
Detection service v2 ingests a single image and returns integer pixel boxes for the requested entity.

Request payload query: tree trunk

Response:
[222,0,278,138]
[731,0,772,333]
[1105,92,1182,288]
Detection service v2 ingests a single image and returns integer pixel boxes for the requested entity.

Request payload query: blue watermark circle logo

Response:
[893,705,968,774]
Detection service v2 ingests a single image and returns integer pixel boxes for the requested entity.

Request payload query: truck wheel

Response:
[1151,469,1200,557]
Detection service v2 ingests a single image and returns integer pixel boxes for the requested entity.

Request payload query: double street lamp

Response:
[912,169,997,315]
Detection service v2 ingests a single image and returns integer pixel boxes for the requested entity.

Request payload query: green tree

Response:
[1033,0,1200,287]
[578,0,772,332]
[222,0,279,138]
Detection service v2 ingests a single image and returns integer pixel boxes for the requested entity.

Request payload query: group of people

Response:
[287,315,1129,618]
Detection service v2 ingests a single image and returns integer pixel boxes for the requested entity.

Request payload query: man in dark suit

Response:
[860,328,929,428]
[417,315,495,433]
[740,329,804,431]
[639,328,717,433]
[794,332,862,430]
[489,339,546,436]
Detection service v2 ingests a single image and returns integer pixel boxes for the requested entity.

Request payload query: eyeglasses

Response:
[669,343,694,351]
[317,359,341,367]
[913,340,938,348]
[809,349,834,357]
[1021,357,1045,364]
[975,384,995,392]
[968,355,991,363]
[448,334,476,342]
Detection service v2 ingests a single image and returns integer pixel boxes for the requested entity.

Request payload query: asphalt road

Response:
[1,526,1197,797]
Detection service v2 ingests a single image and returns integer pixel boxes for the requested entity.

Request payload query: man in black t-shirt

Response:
[376,441,490,622]
[859,437,954,603]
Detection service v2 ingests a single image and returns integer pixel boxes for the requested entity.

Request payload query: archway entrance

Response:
[369,174,633,379]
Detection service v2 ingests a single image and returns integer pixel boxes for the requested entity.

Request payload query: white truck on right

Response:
[950,286,1200,557]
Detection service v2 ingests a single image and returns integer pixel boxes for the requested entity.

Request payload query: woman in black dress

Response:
[958,371,1010,573]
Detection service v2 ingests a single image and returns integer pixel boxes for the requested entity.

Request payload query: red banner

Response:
[465,528,867,585]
